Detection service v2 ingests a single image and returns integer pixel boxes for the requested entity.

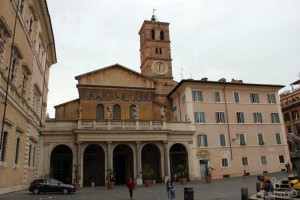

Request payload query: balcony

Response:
[77,119,193,131]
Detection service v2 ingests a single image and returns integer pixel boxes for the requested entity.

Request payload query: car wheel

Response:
[63,188,69,194]
[33,188,40,195]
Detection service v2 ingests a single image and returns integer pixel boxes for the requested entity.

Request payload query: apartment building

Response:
[0,0,56,194]
[168,78,290,179]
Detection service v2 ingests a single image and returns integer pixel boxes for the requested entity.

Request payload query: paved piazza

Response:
[0,172,289,200]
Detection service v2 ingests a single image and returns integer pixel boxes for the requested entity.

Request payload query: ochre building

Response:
[0,0,56,195]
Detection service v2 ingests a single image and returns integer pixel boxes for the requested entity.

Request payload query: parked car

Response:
[29,178,76,194]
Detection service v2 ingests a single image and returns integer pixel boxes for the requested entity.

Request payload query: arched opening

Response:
[83,144,105,186]
[113,104,121,120]
[113,144,133,184]
[50,145,73,184]
[169,143,189,180]
[96,104,104,120]
[141,144,161,183]
[160,31,164,40]
[151,29,155,40]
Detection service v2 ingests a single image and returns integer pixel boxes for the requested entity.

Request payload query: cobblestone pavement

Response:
[0,172,290,200]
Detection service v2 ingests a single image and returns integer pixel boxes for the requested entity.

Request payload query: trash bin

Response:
[184,186,194,200]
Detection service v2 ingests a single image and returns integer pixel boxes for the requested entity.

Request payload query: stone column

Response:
[107,141,112,170]
[77,142,82,184]
[135,141,143,185]
[164,140,169,182]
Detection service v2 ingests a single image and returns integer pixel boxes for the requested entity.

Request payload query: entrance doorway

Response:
[83,144,105,186]
[50,145,73,184]
[113,144,133,184]
[169,143,189,181]
[199,160,207,178]
[141,144,161,183]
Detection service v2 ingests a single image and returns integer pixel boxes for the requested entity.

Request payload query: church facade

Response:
[41,15,289,186]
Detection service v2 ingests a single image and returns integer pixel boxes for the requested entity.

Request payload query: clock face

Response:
[152,61,168,75]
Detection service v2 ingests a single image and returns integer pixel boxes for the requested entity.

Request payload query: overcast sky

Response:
[46,0,300,117]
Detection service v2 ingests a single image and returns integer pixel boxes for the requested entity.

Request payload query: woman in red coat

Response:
[127,177,135,200]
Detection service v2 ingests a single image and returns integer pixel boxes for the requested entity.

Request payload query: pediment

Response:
[75,64,155,88]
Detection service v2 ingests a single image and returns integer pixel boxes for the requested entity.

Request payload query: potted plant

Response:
[106,168,116,189]
[176,165,188,185]
[204,161,214,183]
[141,165,155,187]
[73,164,81,190]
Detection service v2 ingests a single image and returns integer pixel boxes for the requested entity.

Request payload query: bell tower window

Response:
[151,29,155,40]
[160,31,164,40]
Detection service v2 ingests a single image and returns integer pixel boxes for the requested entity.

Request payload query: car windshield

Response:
[49,179,61,184]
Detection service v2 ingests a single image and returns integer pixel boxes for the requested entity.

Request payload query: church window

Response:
[113,104,121,120]
[96,104,104,120]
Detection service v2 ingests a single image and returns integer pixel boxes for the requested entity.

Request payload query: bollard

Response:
[241,186,248,200]
[184,186,194,200]
[91,182,94,187]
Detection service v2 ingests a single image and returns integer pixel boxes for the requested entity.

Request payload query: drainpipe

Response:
[0,0,20,158]
[223,83,233,160]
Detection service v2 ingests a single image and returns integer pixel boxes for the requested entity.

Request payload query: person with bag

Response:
[127,177,135,200]
[166,177,175,200]
[262,176,274,200]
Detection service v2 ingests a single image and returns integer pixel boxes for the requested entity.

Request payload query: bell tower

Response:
[138,14,175,104]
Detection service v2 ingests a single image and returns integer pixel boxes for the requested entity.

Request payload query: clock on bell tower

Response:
[138,13,175,98]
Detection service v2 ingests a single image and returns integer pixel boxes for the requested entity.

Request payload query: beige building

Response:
[40,14,290,187]
[168,79,290,179]
[0,0,56,195]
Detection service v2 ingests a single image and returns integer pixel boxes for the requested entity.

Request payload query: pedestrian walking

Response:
[127,177,135,200]
[166,177,175,200]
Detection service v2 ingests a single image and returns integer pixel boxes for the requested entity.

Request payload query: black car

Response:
[29,178,76,194]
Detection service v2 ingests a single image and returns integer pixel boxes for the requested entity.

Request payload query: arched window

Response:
[160,31,164,40]
[96,104,104,120]
[113,104,121,120]
[151,29,155,40]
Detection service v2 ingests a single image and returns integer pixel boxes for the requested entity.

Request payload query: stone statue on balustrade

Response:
[107,106,113,120]
[160,106,166,120]
[77,104,83,119]
[133,105,139,120]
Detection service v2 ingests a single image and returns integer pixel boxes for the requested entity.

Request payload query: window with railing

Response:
[292,110,299,120]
